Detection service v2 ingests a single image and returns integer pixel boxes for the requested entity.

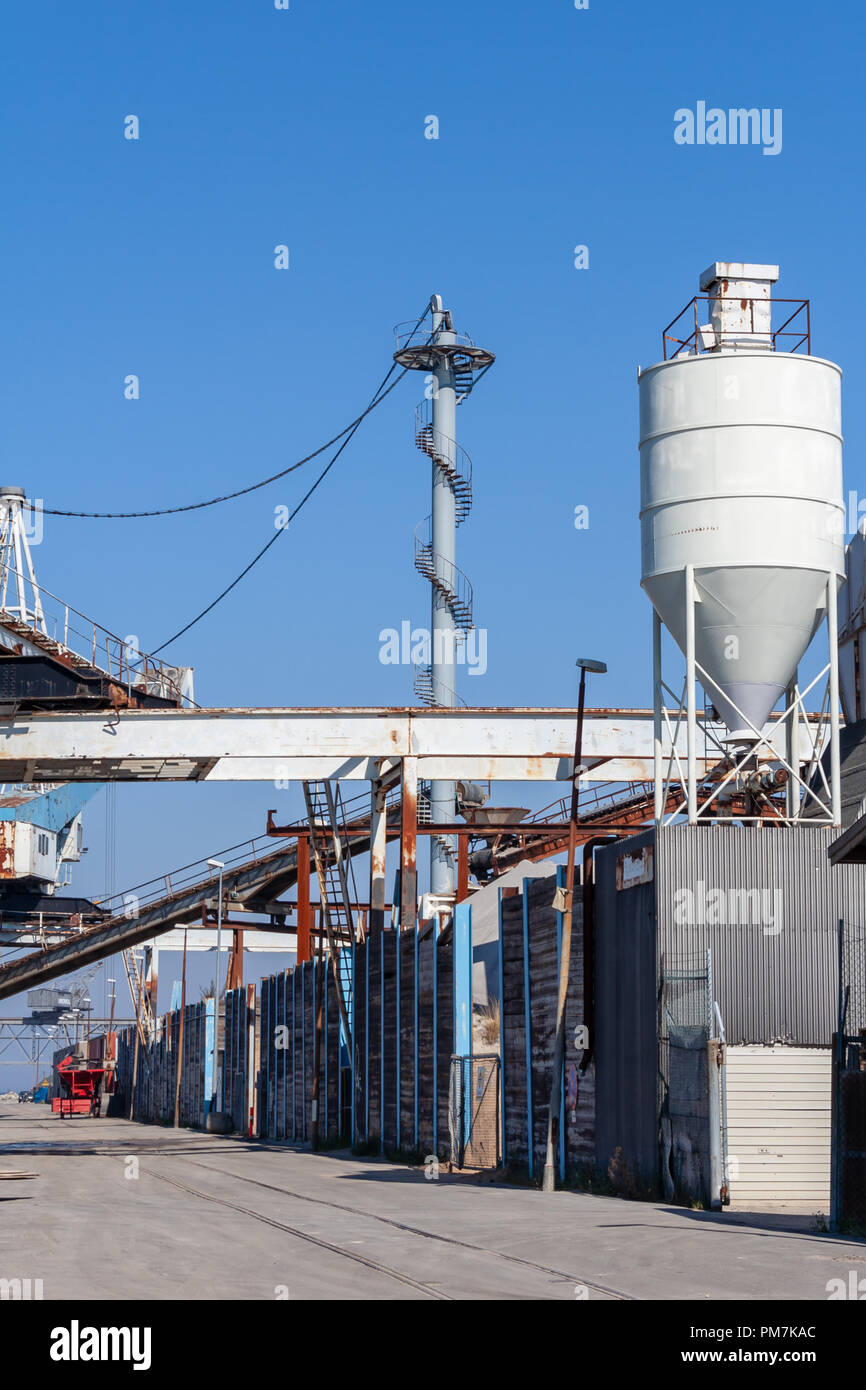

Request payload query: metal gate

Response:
[832,920,866,1227]
[659,952,728,1209]
[448,1053,500,1169]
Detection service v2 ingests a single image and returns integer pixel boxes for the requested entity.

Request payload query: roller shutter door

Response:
[725,1046,831,1207]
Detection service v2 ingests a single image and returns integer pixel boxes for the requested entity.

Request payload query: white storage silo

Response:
[640,263,845,821]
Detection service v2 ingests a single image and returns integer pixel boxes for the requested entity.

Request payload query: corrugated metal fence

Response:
[224,984,257,1136]
[109,877,588,1182]
[112,998,215,1126]
[500,870,595,1181]
[259,924,454,1156]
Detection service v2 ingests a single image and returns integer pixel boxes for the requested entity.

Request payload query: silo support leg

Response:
[828,573,841,828]
[653,609,663,823]
[400,758,418,935]
[685,565,698,824]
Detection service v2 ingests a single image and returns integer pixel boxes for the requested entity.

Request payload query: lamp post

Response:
[542,657,607,1193]
[207,859,226,1001]
[207,858,225,1117]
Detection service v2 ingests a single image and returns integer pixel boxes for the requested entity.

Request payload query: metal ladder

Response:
[122,948,155,1065]
[302,781,356,1041]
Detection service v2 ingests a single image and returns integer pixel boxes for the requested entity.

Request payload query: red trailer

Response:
[52,1052,109,1118]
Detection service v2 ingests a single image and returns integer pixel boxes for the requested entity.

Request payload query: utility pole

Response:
[173,929,188,1128]
[542,657,606,1193]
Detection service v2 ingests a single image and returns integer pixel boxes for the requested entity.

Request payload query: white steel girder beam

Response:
[0,706,738,783]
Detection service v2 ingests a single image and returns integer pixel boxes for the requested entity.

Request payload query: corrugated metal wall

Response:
[500,872,595,1180]
[594,823,865,1194]
[595,830,659,1189]
[656,825,864,1046]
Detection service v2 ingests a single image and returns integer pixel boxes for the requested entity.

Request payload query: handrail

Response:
[413,518,474,631]
[394,322,478,352]
[414,400,473,503]
[0,557,191,705]
[661,295,810,360]
[94,785,383,917]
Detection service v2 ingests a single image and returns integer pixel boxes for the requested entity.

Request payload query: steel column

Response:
[653,608,663,822]
[685,564,698,823]
[296,836,312,962]
[369,775,388,937]
[786,673,799,820]
[828,572,842,827]
[400,757,418,934]
[430,305,458,897]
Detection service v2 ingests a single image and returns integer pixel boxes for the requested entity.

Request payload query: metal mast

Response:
[394,296,494,899]
[0,486,45,632]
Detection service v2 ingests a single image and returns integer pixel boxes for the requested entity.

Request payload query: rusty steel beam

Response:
[400,757,418,934]
[0,706,756,783]
[226,930,244,992]
[457,834,470,903]
[369,774,388,937]
[296,837,312,963]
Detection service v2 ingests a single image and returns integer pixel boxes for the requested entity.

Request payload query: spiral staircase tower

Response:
[393,296,494,898]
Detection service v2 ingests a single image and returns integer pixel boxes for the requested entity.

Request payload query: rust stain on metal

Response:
[0,823,14,878]
[616,845,654,891]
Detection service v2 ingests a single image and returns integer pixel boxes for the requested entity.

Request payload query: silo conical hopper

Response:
[640,263,845,742]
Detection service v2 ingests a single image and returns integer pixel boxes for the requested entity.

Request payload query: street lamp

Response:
[206,858,225,1117]
[206,859,226,1003]
[542,657,607,1193]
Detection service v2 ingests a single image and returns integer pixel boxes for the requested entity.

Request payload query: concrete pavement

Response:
[1,1103,862,1300]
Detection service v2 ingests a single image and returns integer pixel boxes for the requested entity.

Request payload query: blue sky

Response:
[1,0,864,1070]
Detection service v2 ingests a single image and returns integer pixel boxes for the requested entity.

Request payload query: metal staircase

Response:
[414,401,473,522]
[410,390,476,714]
[302,781,356,1040]
[413,517,474,632]
[454,362,475,402]
[418,779,455,864]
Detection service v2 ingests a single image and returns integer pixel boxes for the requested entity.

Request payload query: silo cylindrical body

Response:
[639,350,845,735]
